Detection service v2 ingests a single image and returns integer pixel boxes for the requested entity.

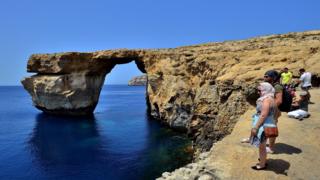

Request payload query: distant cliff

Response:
[128,75,147,86]
[22,30,320,152]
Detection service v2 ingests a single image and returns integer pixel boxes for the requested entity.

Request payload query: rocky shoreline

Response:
[158,89,320,179]
[157,148,216,180]
[22,30,320,169]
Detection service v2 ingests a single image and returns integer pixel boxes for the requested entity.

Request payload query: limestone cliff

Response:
[128,75,147,86]
[157,89,320,180]
[22,30,320,151]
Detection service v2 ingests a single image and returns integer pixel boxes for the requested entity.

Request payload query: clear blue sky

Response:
[0,0,319,85]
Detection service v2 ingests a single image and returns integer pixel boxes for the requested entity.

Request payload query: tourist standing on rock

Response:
[250,82,276,170]
[280,67,293,88]
[264,70,282,154]
[297,68,312,102]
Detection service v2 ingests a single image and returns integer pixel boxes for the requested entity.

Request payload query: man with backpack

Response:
[263,70,283,154]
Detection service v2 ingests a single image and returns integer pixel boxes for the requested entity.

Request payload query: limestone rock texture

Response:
[128,75,147,86]
[22,30,320,151]
[157,89,320,180]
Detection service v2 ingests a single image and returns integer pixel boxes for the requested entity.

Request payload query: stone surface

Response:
[128,75,147,86]
[22,30,320,152]
[158,89,320,179]
[21,73,105,116]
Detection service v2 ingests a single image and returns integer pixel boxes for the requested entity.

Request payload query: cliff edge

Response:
[158,89,320,180]
[22,30,320,151]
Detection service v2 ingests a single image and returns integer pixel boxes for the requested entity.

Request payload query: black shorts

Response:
[301,86,311,91]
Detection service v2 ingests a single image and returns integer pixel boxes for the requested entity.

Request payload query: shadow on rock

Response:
[266,159,290,176]
[274,143,302,155]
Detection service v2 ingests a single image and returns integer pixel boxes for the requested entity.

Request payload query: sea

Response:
[0,85,192,180]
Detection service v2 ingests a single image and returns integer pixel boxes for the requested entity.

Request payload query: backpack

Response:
[278,85,293,112]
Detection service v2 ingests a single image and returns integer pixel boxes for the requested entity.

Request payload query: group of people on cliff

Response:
[242,68,312,170]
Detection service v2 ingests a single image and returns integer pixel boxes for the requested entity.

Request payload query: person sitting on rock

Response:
[288,91,310,120]
[250,82,276,170]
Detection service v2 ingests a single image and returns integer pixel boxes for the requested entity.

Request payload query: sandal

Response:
[256,162,268,166]
[241,137,250,143]
[251,165,267,170]
[266,147,275,154]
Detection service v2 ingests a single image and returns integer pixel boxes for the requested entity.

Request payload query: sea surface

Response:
[0,85,192,180]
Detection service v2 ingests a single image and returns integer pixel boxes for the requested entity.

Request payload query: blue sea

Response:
[0,85,192,180]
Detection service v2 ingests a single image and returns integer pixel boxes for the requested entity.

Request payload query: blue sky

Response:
[0,0,319,85]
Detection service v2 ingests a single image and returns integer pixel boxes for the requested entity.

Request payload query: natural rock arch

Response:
[21,50,147,116]
[22,31,320,151]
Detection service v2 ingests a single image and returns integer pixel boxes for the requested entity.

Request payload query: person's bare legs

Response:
[306,89,312,103]
[269,109,280,152]
[302,87,312,103]
[259,141,267,167]
[268,138,275,153]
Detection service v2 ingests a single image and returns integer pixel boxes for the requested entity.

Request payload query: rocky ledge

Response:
[22,30,320,152]
[157,89,320,179]
[128,75,147,86]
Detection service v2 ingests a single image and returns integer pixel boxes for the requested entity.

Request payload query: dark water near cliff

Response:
[0,85,192,180]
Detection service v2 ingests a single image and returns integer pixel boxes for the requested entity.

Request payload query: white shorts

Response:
[288,109,309,119]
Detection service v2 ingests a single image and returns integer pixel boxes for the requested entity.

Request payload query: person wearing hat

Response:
[264,70,283,154]
[288,91,310,120]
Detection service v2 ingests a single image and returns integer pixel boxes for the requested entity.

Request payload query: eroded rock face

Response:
[21,73,106,116]
[22,50,145,116]
[22,31,320,151]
